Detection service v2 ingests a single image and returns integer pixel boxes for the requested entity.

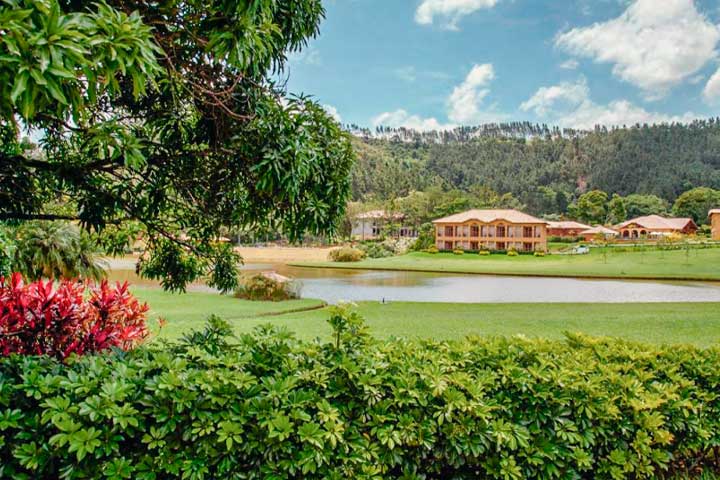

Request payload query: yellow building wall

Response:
[434,220,548,252]
[712,213,720,241]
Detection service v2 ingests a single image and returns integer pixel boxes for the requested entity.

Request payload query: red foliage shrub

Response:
[0,273,149,360]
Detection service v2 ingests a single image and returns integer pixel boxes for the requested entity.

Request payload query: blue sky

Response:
[285,0,720,130]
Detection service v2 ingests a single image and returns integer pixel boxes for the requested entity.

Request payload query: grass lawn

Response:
[134,288,720,347]
[292,248,720,281]
[132,288,325,340]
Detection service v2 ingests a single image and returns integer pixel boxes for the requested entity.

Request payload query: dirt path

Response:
[235,246,335,263]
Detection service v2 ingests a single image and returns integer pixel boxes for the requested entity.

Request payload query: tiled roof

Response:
[432,209,547,224]
[710,209,720,216]
[547,221,592,230]
[355,210,404,220]
[615,215,695,230]
[580,226,618,236]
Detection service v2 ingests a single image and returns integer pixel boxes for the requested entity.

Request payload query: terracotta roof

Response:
[432,209,547,224]
[580,226,618,236]
[710,209,720,216]
[355,210,404,220]
[616,215,695,230]
[547,221,591,230]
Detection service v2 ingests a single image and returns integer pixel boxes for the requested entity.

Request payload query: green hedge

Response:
[1,314,720,479]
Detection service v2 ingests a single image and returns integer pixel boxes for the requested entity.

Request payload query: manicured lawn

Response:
[132,288,325,340]
[292,247,720,281]
[135,288,720,347]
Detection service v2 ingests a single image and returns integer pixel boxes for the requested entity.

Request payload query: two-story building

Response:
[351,210,417,241]
[432,209,548,252]
[710,209,720,241]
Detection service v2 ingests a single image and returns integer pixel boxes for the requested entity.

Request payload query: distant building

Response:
[580,226,619,242]
[432,209,547,252]
[351,210,416,240]
[710,209,720,241]
[615,215,697,239]
[547,220,591,238]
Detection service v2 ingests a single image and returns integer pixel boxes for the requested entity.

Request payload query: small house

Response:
[580,226,619,242]
[615,215,697,239]
[547,221,592,239]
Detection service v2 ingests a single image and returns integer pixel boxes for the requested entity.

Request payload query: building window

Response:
[444,226,453,237]
[523,226,533,237]
[471,241,479,250]
[470,225,479,237]
[496,225,506,237]
[523,242,532,252]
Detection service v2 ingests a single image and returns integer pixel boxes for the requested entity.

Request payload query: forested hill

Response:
[349,118,720,209]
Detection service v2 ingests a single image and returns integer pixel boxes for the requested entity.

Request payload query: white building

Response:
[351,210,417,240]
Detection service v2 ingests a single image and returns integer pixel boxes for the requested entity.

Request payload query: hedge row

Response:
[1,313,720,479]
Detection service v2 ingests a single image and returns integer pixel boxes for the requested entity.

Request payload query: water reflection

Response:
[108,261,720,304]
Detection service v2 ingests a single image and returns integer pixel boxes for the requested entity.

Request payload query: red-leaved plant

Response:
[0,273,149,360]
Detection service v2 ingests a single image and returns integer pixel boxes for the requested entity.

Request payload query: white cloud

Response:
[703,68,720,103]
[447,63,496,123]
[372,63,506,130]
[521,78,696,129]
[323,105,342,123]
[371,109,455,131]
[394,66,417,83]
[520,79,589,117]
[559,59,579,70]
[415,0,499,30]
[287,46,321,66]
[555,0,720,99]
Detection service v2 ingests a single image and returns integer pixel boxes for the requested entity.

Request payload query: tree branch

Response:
[0,213,80,221]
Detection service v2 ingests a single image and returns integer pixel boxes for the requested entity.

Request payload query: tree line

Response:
[349,119,720,223]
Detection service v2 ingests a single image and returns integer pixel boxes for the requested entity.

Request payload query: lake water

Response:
[108,259,720,304]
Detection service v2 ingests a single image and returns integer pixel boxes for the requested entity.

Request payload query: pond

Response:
[108,259,720,304]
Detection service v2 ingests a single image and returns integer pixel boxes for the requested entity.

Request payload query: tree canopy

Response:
[0,0,354,291]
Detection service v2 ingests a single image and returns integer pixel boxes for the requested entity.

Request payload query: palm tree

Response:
[12,222,107,281]
[0,226,14,277]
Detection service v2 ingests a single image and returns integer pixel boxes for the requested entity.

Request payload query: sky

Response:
[284,0,720,130]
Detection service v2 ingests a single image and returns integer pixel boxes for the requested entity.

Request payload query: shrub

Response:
[411,222,435,251]
[425,245,439,254]
[507,250,519,256]
[11,221,107,282]
[1,313,720,479]
[357,241,395,259]
[534,251,546,257]
[0,273,148,360]
[233,274,300,301]
[479,250,491,256]
[0,226,14,277]
[453,249,464,255]
[328,246,365,262]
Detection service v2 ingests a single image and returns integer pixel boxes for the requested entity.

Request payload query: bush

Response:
[453,249,464,255]
[411,222,435,251]
[0,273,148,360]
[328,246,365,262]
[357,241,395,259]
[479,250,491,256]
[534,251,546,257]
[507,250,519,256]
[1,312,720,479]
[425,245,439,254]
[233,274,300,301]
